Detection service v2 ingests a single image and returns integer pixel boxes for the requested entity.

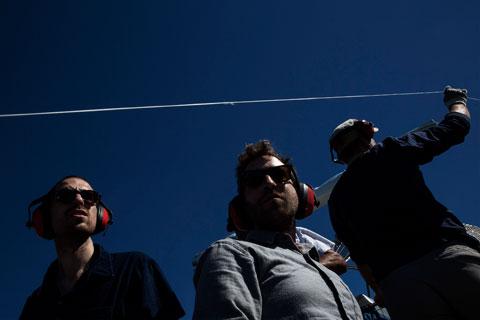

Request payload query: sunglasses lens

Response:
[55,189,99,204]
[243,165,292,188]
[55,189,77,203]
[269,166,291,183]
[80,190,99,203]
[242,173,262,188]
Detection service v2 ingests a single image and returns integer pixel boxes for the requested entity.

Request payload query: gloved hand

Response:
[443,85,467,108]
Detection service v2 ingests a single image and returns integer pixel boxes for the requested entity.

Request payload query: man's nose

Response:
[264,174,277,188]
[73,193,85,205]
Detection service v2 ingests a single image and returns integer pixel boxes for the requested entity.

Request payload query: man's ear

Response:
[228,196,252,232]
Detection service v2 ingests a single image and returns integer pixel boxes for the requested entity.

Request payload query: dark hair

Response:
[227,140,292,232]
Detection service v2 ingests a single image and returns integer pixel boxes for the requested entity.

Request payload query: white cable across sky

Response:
[1,90,478,118]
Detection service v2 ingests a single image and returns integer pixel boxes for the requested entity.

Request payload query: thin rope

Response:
[1,90,476,118]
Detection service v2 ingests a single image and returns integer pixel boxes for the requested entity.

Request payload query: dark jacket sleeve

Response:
[384,112,470,165]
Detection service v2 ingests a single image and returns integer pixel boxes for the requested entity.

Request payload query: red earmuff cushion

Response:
[96,204,112,233]
[228,197,249,232]
[31,207,45,237]
[305,186,316,216]
[296,183,317,220]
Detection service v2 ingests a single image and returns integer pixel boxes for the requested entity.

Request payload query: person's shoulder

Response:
[107,250,170,284]
[97,244,150,259]
[24,285,42,301]
[362,139,395,161]
[195,238,254,274]
[24,259,58,299]
[109,250,157,266]
[19,285,45,319]
[97,246,159,272]
[110,250,151,259]
[203,237,253,257]
[209,236,246,249]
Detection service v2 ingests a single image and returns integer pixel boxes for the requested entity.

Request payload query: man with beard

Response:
[21,175,185,320]
[193,141,362,320]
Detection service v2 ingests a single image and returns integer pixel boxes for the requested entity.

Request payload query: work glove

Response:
[443,85,467,108]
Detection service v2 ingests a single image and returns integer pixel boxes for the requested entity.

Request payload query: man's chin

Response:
[56,225,95,240]
[261,198,285,211]
[257,210,295,230]
[262,201,294,216]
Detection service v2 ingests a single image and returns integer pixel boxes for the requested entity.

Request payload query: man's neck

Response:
[268,222,297,241]
[286,224,297,241]
[54,236,95,294]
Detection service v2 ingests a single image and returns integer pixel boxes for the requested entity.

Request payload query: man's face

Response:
[50,177,98,239]
[242,155,299,232]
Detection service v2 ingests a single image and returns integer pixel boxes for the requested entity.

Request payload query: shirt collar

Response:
[245,230,297,249]
[40,244,114,294]
[244,229,320,260]
[86,244,114,278]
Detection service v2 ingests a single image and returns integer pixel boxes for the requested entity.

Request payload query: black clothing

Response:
[20,245,184,319]
[329,112,479,281]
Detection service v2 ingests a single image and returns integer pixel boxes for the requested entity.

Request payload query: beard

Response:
[52,205,97,240]
[246,196,297,233]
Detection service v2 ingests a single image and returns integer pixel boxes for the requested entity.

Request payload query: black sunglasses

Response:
[54,188,100,204]
[241,165,293,189]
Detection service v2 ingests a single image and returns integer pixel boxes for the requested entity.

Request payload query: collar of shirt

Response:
[244,230,320,261]
[39,244,114,297]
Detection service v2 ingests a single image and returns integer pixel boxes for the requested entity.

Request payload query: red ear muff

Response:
[296,183,318,220]
[289,167,318,219]
[95,202,113,234]
[30,206,50,239]
[228,196,250,233]
[27,196,55,240]
[31,207,44,238]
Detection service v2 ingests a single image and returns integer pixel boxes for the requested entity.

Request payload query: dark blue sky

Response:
[2,1,479,318]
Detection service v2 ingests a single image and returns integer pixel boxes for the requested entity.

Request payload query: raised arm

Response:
[383,86,471,165]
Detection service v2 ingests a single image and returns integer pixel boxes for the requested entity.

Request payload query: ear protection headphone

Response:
[26,194,113,240]
[227,166,317,233]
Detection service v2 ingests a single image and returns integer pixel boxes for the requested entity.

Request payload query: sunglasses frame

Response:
[241,165,294,189]
[54,188,101,205]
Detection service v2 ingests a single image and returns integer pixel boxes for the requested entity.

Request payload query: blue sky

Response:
[1,1,479,318]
